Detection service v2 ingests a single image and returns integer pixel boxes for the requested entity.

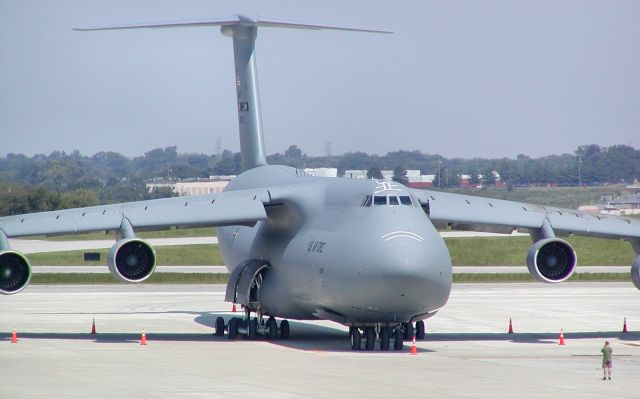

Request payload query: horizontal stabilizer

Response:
[74,14,392,34]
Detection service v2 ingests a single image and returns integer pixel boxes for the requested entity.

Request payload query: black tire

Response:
[215,317,225,336]
[380,327,390,351]
[248,318,258,340]
[365,327,375,351]
[403,322,414,341]
[228,317,238,340]
[394,328,404,351]
[280,319,290,340]
[267,317,278,340]
[416,320,425,340]
[350,328,361,350]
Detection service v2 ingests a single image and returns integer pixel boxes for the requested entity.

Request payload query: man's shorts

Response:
[603,360,612,368]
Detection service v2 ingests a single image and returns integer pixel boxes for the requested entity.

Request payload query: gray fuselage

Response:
[218,165,452,325]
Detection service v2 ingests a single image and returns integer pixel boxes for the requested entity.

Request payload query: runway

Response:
[1,283,639,398]
[30,265,631,274]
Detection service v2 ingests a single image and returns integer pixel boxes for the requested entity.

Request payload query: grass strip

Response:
[30,272,632,285]
[26,227,217,241]
[453,273,631,283]
[29,244,224,266]
[31,273,229,285]
[444,236,636,266]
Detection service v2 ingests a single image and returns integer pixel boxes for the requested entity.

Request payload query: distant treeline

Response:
[1,144,639,216]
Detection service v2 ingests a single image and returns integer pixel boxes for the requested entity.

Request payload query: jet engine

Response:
[632,256,640,291]
[107,238,156,282]
[526,238,577,283]
[0,250,31,295]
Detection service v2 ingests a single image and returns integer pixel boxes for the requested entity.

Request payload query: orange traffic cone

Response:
[231,303,237,313]
[140,329,147,346]
[11,327,17,344]
[91,318,96,335]
[508,318,514,334]
[623,317,628,333]
[410,335,417,355]
[558,329,565,346]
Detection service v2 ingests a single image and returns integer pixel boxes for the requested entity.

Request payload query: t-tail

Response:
[75,15,390,171]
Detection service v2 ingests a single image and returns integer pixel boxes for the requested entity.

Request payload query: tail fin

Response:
[76,15,391,171]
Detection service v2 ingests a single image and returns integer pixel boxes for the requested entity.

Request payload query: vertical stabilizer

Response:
[221,24,267,170]
[75,15,390,171]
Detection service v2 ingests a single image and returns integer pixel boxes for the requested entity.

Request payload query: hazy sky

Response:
[1,0,639,159]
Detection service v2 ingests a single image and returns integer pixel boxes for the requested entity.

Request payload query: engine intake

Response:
[107,238,156,282]
[0,250,31,295]
[527,238,577,283]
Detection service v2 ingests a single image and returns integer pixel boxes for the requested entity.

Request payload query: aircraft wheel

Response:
[403,322,414,340]
[416,320,425,340]
[267,317,278,340]
[280,319,290,340]
[248,318,258,340]
[350,328,361,350]
[215,317,225,336]
[393,328,404,351]
[379,327,390,351]
[365,327,375,350]
[228,317,239,340]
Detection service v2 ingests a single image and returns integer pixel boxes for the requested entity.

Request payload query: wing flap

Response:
[413,189,640,240]
[0,188,269,238]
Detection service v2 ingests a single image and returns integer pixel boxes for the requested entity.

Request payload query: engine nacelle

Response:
[0,250,32,295]
[527,238,577,283]
[632,256,640,291]
[107,238,156,282]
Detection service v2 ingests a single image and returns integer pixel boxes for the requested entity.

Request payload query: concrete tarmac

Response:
[1,282,639,398]
[30,265,631,274]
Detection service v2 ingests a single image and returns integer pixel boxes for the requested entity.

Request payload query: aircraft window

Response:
[389,196,399,206]
[399,196,413,206]
[361,195,372,207]
[373,196,387,206]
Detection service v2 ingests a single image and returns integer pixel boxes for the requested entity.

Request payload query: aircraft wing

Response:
[411,189,640,241]
[0,188,270,238]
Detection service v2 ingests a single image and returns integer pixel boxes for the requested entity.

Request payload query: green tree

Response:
[367,167,383,180]
[392,165,408,184]
[284,145,303,159]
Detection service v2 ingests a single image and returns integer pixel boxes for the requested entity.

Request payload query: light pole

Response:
[438,160,442,188]
[578,155,583,187]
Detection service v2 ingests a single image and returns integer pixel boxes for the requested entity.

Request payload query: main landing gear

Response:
[349,320,426,351]
[214,309,290,341]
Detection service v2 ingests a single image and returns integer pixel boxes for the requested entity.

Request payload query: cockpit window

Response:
[373,196,387,206]
[361,195,372,207]
[399,196,413,206]
[371,194,414,207]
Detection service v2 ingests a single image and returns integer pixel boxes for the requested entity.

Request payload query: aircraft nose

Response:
[374,231,452,313]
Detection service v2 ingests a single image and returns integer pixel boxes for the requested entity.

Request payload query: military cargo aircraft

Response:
[1,16,639,350]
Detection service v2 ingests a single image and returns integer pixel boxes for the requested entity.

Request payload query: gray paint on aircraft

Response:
[1,17,639,329]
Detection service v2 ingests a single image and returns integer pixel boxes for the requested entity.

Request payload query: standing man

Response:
[601,341,613,380]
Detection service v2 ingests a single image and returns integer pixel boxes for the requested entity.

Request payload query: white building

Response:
[174,179,230,196]
[146,176,234,196]
[303,168,338,177]
[344,170,368,179]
